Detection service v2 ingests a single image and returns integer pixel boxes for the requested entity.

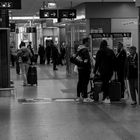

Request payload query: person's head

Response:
[130,46,137,55]
[82,37,89,47]
[20,41,25,48]
[100,40,108,50]
[117,42,123,51]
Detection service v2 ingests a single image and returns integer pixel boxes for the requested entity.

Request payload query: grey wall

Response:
[90,18,111,32]
[85,2,138,18]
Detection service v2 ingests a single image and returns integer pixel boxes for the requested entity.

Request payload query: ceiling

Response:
[11,0,134,17]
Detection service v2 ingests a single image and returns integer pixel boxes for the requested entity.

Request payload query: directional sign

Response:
[0,0,21,9]
[112,32,131,38]
[40,9,57,18]
[59,9,76,18]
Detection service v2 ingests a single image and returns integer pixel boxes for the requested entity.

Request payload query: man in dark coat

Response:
[51,41,59,70]
[116,42,127,98]
[45,41,52,65]
[94,40,116,103]
[38,44,45,64]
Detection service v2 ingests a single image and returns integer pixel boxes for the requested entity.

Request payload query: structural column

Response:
[0,10,10,88]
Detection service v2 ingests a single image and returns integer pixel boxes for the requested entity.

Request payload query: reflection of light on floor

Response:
[18,98,75,104]
[54,99,75,102]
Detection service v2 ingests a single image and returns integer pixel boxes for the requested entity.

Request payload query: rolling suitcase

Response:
[108,72,121,101]
[27,65,37,86]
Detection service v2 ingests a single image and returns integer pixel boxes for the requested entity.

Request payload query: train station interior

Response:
[0,0,140,140]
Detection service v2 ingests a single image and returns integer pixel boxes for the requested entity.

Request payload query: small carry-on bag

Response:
[92,81,102,101]
[88,73,102,101]
[27,65,37,86]
[109,72,121,101]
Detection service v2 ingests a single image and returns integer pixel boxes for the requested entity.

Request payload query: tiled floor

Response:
[0,64,140,140]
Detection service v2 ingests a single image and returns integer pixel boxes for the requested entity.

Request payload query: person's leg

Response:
[117,73,125,98]
[129,79,137,104]
[135,78,138,94]
[16,61,20,74]
[20,63,27,85]
[53,59,58,70]
[82,73,90,98]
[77,71,82,98]
[102,80,109,100]
[11,55,15,67]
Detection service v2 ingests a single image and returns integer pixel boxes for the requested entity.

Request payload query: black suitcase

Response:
[108,73,121,101]
[27,65,37,86]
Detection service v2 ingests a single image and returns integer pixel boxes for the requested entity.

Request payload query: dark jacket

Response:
[38,45,45,57]
[70,45,91,72]
[94,47,116,78]
[127,53,138,79]
[116,49,127,78]
[51,45,59,60]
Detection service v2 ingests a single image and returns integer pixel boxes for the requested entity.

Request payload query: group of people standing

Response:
[71,38,138,105]
[38,40,66,70]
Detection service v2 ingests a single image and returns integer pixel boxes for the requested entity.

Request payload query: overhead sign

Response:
[90,33,111,38]
[39,9,76,19]
[90,33,131,38]
[0,0,21,9]
[59,9,76,18]
[40,9,57,18]
[111,33,131,38]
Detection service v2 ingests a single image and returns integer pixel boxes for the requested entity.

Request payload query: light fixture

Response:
[48,2,56,9]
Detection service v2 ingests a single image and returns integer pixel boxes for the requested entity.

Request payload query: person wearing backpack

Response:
[17,42,32,86]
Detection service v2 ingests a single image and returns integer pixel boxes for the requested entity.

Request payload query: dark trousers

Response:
[129,78,138,102]
[16,61,20,74]
[117,73,125,98]
[40,56,45,64]
[53,59,57,70]
[46,54,51,64]
[11,55,15,67]
[101,76,111,100]
[77,70,90,98]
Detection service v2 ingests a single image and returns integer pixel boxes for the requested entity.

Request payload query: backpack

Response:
[21,51,29,62]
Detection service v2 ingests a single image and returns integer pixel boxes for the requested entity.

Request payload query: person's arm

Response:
[93,51,101,74]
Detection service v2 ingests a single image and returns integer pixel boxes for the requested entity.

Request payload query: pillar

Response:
[0,10,10,88]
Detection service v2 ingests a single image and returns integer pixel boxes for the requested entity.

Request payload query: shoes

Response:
[131,102,137,105]
[83,98,94,103]
[75,97,83,102]
[23,83,28,86]
[102,98,111,104]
